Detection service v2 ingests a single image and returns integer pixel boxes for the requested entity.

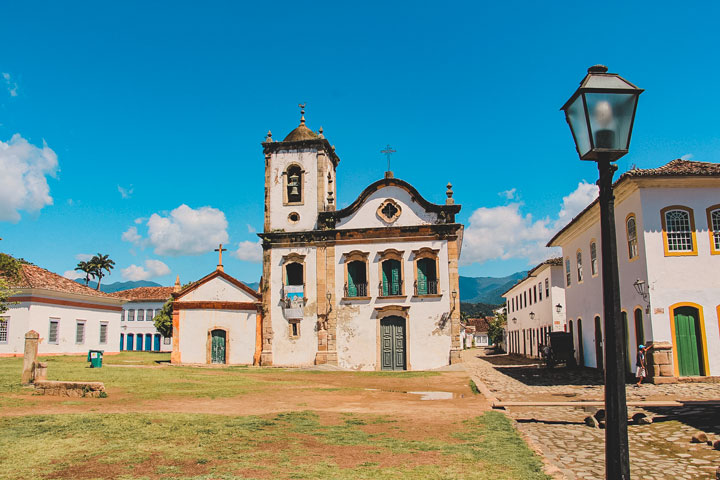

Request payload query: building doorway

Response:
[380,316,406,371]
[594,316,603,370]
[673,306,705,377]
[211,329,227,364]
[577,319,584,367]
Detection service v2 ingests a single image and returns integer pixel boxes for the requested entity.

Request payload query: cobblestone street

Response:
[464,349,720,480]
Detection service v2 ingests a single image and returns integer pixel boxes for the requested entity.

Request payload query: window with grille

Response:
[626,216,638,259]
[538,282,542,301]
[381,260,402,296]
[146,309,154,322]
[49,319,59,344]
[120,310,125,322]
[664,209,693,252]
[99,323,108,344]
[137,309,145,322]
[711,209,720,251]
[0,317,8,343]
[76,322,85,344]
[416,258,438,295]
[576,250,583,283]
[346,261,367,297]
[163,336,171,345]
[545,278,549,297]
[128,309,135,321]
[590,242,598,276]
[565,258,571,286]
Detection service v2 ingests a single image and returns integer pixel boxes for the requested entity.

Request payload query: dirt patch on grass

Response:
[48,456,212,480]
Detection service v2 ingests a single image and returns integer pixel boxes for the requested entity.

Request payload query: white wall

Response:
[0,299,120,355]
[336,186,438,229]
[178,309,256,364]
[268,149,320,232]
[121,300,170,352]
[182,277,257,302]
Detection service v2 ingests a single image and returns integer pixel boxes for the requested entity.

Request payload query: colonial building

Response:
[257,110,463,370]
[170,262,262,365]
[109,285,175,352]
[0,262,123,356]
[503,258,567,358]
[548,159,720,381]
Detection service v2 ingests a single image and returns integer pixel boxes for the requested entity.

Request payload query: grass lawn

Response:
[0,353,550,480]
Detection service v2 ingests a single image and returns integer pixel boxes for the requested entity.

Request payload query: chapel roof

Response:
[108,287,175,302]
[4,263,115,298]
[173,269,261,301]
[283,123,319,142]
[547,158,720,247]
[262,108,340,166]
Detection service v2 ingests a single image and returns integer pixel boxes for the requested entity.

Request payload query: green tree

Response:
[153,299,173,338]
[0,278,17,314]
[89,253,115,290]
[487,311,507,347]
[74,260,97,287]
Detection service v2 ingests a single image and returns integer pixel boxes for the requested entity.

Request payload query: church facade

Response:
[258,111,464,370]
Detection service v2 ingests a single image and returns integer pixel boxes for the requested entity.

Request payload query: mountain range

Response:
[78,275,523,304]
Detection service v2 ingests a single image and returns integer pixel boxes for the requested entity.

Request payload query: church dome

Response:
[283,123,318,142]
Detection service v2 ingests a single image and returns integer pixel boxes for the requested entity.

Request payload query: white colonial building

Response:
[503,258,567,358]
[1,263,123,356]
[548,159,720,381]
[257,111,463,370]
[110,285,175,352]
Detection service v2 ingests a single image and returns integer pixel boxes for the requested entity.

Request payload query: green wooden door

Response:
[211,330,226,364]
[674,307,703,376]
[381,316,406,371]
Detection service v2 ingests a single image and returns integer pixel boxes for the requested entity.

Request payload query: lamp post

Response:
[561,65,643,480]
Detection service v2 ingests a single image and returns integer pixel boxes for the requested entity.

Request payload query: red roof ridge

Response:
[8,264,116,298]
[108,286,175,301]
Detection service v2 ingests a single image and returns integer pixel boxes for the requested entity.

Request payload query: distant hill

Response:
[459,271,527,305]
[74,279,162,293]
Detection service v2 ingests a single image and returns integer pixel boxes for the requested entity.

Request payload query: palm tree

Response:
[90,253,115,291]
[75,261,96,287]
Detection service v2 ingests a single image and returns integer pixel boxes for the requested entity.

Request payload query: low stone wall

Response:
[647,341,677,384]
[33,380,106,398]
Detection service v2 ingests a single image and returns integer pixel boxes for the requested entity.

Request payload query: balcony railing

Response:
[379,280,403,297]
[344,282,368,298]
[414,279,439,296]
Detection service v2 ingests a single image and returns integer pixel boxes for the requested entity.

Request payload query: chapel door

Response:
[594,316,603,370]
[674,307,703,376]
[381,316,406,371]
[211,329,227,364]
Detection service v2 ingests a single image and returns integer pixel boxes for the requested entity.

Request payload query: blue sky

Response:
[1,1,719,286]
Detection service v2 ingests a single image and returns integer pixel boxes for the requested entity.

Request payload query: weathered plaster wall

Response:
[268,149,319,232]
[336,186,438,230]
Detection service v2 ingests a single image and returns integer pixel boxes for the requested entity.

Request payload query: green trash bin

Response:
[87,350,104,368]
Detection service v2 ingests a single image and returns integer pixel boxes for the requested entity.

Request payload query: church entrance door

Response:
[380,316,406,371]
[211,329,227,364]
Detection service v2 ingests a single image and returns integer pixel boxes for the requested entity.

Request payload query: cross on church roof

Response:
[381,144,396,177]
[215,244,228,272]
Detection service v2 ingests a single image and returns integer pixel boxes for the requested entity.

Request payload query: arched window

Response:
[413,248,439,296]
[565,257,572,286]
[590,241,598,276]
[661,206,697,255]
[378,249,404,297]
[285,262,304,286]
[576,250,583,283]
[707,205,720,255]
[284,164,303,204]
[346,260,367,297]
[626,214,638,260]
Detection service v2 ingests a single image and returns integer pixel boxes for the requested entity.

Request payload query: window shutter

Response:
[417,260,427,295]
[382,262,390,296]
[391,260,400,295]
[347,263,357,297]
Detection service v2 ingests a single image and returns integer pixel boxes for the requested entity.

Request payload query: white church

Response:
[171,109,464,370]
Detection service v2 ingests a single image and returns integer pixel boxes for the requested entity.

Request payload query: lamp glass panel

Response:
[565,95,591,157]
[584,93,637,150]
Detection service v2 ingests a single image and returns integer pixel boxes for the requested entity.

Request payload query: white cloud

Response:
[123,204,229,256]
[75,253,93,261]
[118,185,133,199]
[233,240,263,263]
[246,223,256,233]
[680,153,693,161]
[134,217,146,224]
[121,259,171,281]
[461,181,598,267]
[499,188,517,200]
[2,72,18,97]
[122,226,142,244]
[0,134,58,222]
[63,270,82,280]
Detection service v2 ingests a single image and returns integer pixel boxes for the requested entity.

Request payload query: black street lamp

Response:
[561,65,643,480]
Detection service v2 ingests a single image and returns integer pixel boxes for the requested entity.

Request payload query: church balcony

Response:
[414,279,439,296]
[378,280,404,297]
[282,284,305,318]
[344,282,368,298]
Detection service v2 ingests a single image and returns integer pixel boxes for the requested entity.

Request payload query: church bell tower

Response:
[262,105,340,233]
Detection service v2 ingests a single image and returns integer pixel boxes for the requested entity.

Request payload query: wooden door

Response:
[594,316,603,370]
[577,320,584,366]
[674,307,703,376]
[153,334,161,351]
[381,317,406,371]
[211,329,227,364]
[622,312,631,374]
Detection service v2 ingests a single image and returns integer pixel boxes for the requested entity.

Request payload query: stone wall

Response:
[34,380,106,397]
[647,341,676,384]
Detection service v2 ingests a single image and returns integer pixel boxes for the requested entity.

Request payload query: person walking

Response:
[635,344,650,387]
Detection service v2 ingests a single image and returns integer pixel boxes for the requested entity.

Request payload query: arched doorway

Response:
[673,306,705,377]
[127,333,134,351]
[576,319,584,366]
[210,329,227,364]
[380,316,405,371]
[594,316,603,370]
[622,311,631,375]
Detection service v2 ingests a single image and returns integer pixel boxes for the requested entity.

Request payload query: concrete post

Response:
[21,330,40,384]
